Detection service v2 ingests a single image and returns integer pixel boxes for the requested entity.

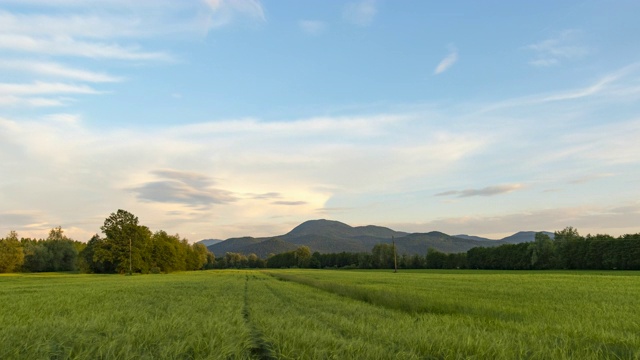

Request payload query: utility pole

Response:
[129,236,132,275]
[393,236,398,273]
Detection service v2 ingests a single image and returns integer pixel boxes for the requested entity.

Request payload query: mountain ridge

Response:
[207,219,553,258]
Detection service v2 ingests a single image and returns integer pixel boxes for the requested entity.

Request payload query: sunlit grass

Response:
[0,271,253,359]
[264,269,640,359]
[2,270,639,359]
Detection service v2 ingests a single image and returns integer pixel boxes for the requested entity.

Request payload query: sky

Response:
[1,0,640,242]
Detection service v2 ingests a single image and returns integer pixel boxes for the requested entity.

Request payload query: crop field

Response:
[1,270,639,359]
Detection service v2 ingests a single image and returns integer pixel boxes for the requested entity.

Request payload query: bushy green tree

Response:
[22,239,50,272]
[95,209,151,274]
[295,246,312,268]
[0,231,24,273]
[186,241,208,270]
[44,227,78,271]
[224,252,248,268]
[150,231,183,272]
[528,233,555,269]
[79,234,116,273]
[554,227,585,269]
[372,243,395,269]
[426,248,447,269]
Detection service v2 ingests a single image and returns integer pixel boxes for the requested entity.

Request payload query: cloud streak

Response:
[434,47,458,75]
[436,184,523,198]
[0,35,172,60]
[130,169,237,208]
[0,60,123,82]
[527,30,588,67]
[203,0,266,30]
[0,81,100,95]
[298,20,326,35]
[343,0,377,26]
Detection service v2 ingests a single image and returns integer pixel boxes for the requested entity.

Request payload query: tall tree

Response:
[96,209,151,274]
[372,243,395,269]
[529,232,555,269]
[0,231,24,273]
[44,227,78,271]
[295,246,312,268]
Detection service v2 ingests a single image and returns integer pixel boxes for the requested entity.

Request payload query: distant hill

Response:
[205,219,553,258]
[454,234,495,241]
[286,219,407,239]
[398,232,493,254]
[197,239,223,247]
[497,231,555,244]
[239,238,299,259]
[207,237,265,255]
[454,231,555,244]
[280,219,408,253]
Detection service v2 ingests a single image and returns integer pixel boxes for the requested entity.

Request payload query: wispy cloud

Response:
[203,0,266,30]
[527,29,588,67]
[0,10,152,39]
[0,211,44,228]
[0,60,122,82]
[298,20,326,35]
[0,1,257,111]
[568,173,613,185]
[436,184,523,198]
[0,96,65,107]
[0,81,100,95]
[130,169,237,208]
[343,0,377,26]
[272,201,308,206]
[0,110,486,239]
[478,63,640,113]
[434,46,458,75]
[0,35,171,60]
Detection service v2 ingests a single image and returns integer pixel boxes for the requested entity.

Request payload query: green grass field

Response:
[1,270,639,359]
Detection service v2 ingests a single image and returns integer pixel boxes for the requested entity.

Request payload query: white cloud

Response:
[478,63,640,112]
[527,29,588,67]
[0,10,149,39]
[0,95,65,107]
[0,34,171,60]
[0,1,265,112]
[299,20,326,35]
[436,184,523,198]
[0,81,99,95]
[343,0,377,26]
[434,46,458,75]
[0,80,97,109]
[0,60,122,82]
[0,111,485,240]
[203,0,266,30]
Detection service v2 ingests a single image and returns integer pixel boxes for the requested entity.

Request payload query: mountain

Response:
[207,237,265,255]
[197,239,223,247]
[398,231,494,254]
[238,238,299,259]
[454,234,495,241]
[454,231,555,244]
[497,231,555,244]
[286,219,407,239]
[205,219,553,258]
[279,219,408,253]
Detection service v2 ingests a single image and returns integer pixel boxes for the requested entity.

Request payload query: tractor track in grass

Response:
[243,275,277,360]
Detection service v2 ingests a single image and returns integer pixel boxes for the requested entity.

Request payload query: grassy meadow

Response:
[1,270,639,359]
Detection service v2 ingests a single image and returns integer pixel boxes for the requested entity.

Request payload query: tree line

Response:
[210,227,640,271]
[0,210,214,274]
[2,220,639,273]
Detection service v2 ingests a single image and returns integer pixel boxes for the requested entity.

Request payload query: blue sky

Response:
[1,0,639,242]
